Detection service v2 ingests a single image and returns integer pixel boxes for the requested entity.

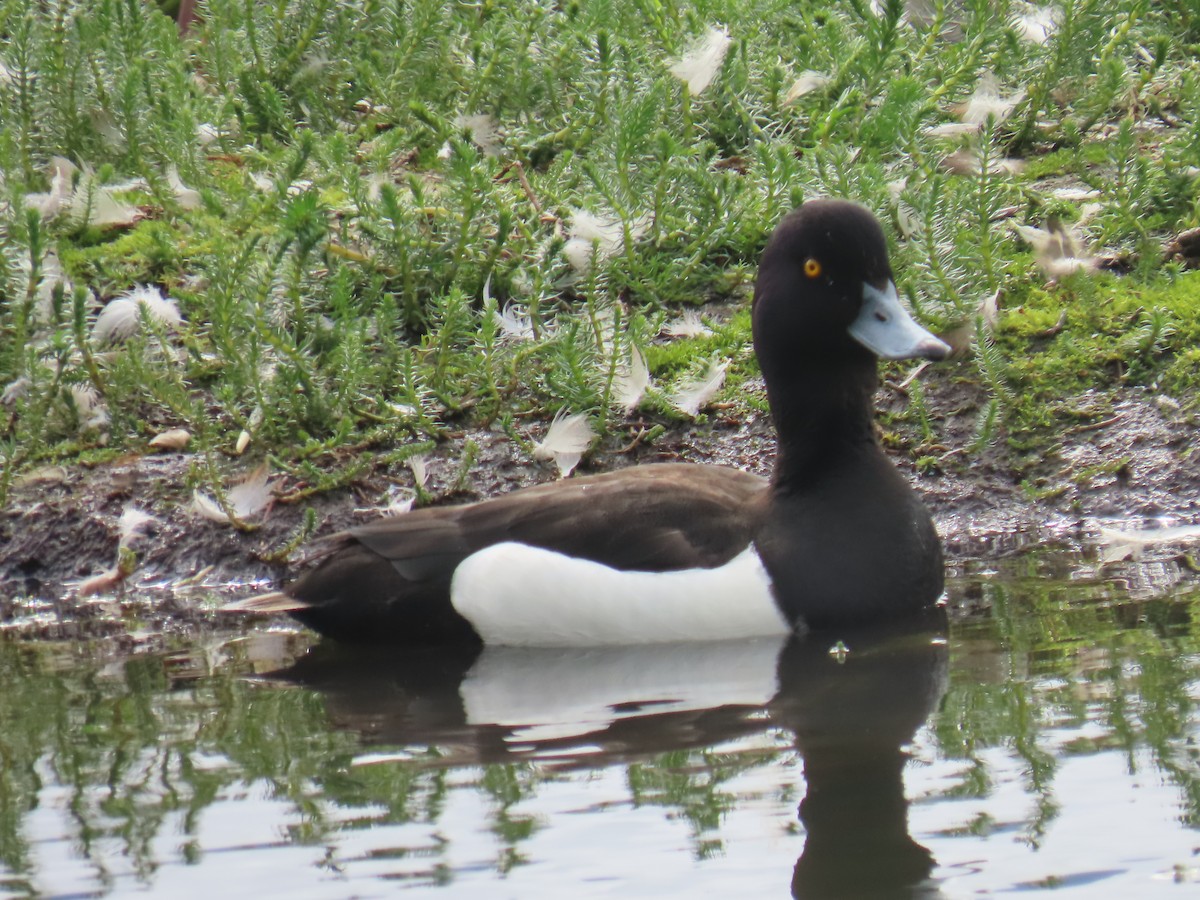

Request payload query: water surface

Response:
[2,545,1199,898]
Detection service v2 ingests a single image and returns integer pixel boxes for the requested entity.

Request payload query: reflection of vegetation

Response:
[2,556,1200,890]
[628,744,790,860]
[937,559,1200,843]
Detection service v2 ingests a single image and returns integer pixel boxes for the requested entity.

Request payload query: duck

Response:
[222,199,950,647]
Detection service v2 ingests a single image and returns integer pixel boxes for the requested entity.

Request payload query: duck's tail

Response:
[220,591,312,614]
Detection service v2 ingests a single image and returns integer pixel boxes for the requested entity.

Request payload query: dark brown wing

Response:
[350,462,767,573]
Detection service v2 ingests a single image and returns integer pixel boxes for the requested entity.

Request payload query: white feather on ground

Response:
[93,285,183,344]
[1013,221,1098,279]
[663,310,713,338]
[149,428,191,451]
[493,303,538,341]
[783,71,830,105]
[25,157,76,219]
[671,359,727,417]
[612,348,650,414]
[668,26,731,95]
[457,113,503,157]
[408,453,429,489]
[562,209,650,274]
[532,411,595,478]
[67,179,140,227]
[119,506,159,547]
[191,463,274,524]
[961,72,1026,126]
[167,167,201,210]
[70,385,109,431]
[1011,3,1059,44]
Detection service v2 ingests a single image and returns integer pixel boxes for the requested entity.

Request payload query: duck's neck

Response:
[764,357,881,491]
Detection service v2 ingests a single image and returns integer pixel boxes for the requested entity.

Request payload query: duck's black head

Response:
[752,199,948,366]
[752,199,948,468]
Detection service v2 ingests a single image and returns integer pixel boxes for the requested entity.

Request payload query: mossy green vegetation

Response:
[1,0,1199,505]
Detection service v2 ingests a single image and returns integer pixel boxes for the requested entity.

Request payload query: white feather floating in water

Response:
[190,463,274,525]
[1098,523,1200,563]
[668,26,731,95]
[532,411,595,478]
[671,359,727,417]
[93,285,183,344]
[612,348,650,415]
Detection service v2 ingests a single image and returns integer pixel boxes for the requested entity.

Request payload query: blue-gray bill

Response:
[850,282,950,361]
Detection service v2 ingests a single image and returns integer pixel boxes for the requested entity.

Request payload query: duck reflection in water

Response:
[263,606,948,899]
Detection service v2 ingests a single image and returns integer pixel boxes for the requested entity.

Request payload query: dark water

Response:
[2,547,1200,898]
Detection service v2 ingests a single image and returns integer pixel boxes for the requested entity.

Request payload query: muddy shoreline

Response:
[3,378,1200,640]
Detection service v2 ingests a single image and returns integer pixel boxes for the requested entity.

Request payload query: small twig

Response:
[1035,311,1068,339]
[1065,413,1124,436]
[498,161,543,214]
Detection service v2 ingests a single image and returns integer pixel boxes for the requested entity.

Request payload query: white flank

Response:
[668,26,731,95]
[663,309,713,338]
[452,543,788,647]
[532,410,595,478]
[191,463,274,524]
[961,72,1026,126]
[93,285,183,344]
[782,71,831,105]
[612,347,650,414]
[671,358,727,417]
[459,637,787,740]
[1050,186,1101,203]
[77,566,124,598]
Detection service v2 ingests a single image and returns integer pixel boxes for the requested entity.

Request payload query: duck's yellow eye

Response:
[803,258,822,279]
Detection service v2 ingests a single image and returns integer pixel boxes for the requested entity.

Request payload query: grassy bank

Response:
[2,0,1199,520]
